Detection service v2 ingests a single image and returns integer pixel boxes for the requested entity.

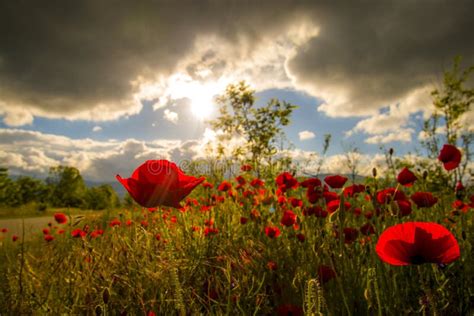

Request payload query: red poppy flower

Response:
[300,178,322,188]
[376,222,460,265]
[290,198,303,208]
[438,144,461,171]
[343,227,359,244]
[116,160,204,208]
[324,175,348,189]
[218,181,232,192]
[267,260,278,271]
[241,164,252,172]
[396,200,412,217]
[44,234,54,242]
[397,167,417,187]
[276,172,298,192]
[323,191,339,204]
[265,226,281,238]
[90,229,104,238]
[276,304,303,316]
[318,265,336,284]
[360,223,375,235]
[54,213,68,224]
[455,181,464,192]
[204,227,219,237]
[343,184,366,197]
[201,181,214,189]
[281,210,297,227]
[250,178,264,188]
[12,235,19,242]
[411,192,438,208]
[71,229,87,238]
[376,188,407,204]
[296,233,305,242]
[240,217,248,224]
[110,218,121,227]
[1,228,8,233]
[42,228,50,235]
[306,187,321,204]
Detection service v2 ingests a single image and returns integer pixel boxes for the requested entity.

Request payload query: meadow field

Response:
[1,152,473,315]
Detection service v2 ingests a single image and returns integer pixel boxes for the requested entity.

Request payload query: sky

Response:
[1,1,473,182]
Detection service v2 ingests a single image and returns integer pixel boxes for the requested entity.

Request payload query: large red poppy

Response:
[375,222,460,266]
[438,144,461,171]
[116,160,204,208]
[281,210,297,227]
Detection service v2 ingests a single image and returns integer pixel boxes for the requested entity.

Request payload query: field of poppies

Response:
[0,144,473,315]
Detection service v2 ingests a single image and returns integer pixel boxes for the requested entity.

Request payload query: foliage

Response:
[208,81,297,176]
[85,184,121,210]
[421,56,473,186]
[0,161,472,314]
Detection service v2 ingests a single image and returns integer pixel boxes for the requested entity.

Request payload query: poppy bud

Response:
[95,305,103,316]
[389,148,394,156]
[422,170,428,180]
[102,288,110,304]
[372,168,377,178]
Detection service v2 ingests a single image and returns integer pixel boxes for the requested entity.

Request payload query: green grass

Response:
[0,179,473,315]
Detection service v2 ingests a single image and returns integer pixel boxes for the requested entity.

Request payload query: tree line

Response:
[0,166,121,210]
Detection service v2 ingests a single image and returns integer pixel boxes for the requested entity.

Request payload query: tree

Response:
[208,81,297,176]
[421,56,473,185]
[46,166,87,208]
[85,184,120,210]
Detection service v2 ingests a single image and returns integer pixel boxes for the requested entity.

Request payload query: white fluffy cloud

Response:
[163,109,179,124]
[92,126,102,132]
[298,130,316,141]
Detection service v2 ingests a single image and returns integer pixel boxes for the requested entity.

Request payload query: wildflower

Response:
[265,226,281,239]
[42,228,50,235]
[204,227,218,237]
[276,172,298,192]
[318,265,336,284]
[201,181,214,189]
[116,160,204,208]
[54,213,68,224]
[343,184,366,197]
[438,144,461,171]
[396,200,413,217]
[241,164,252,172]
[44,234,54,242]
[411,192,438,208]
[343,227,359,244]
[240,217,248,224]
[71,229,87,238]
[267,261,278,271]
[324,175,348,189]
[397,167,417,187]
[218,181,232,192]
[109,218,121,227]
[296,233,305,242]
[375,222,460,265]
[12,235,19,242]
[250,178,264,188]
[281,210,297,227]
[377,188,407,204]
[360,223,375,235]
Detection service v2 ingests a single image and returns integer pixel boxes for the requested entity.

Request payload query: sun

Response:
[189,86,216,120]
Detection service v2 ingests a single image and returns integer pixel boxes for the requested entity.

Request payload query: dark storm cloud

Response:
[0,0,299,122]
[0,1,472,123]
[286,1,474,116]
